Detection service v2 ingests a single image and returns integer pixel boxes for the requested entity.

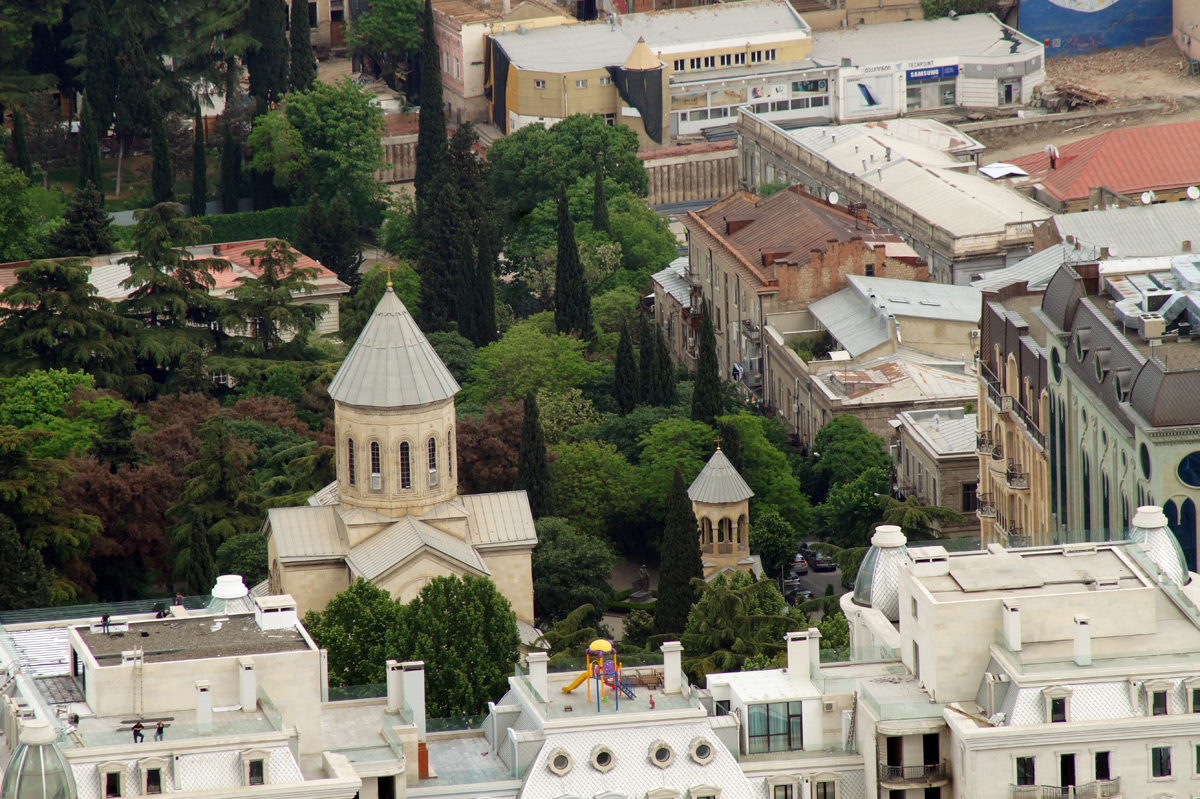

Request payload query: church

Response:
[261,284,538,628]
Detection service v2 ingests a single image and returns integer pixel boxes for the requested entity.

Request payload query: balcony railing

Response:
[1005,461,1029,490]
[977,493,996,518]
[742,318,761,341]
[978,361,1046,450]
[976,433,996,455]
[1011,778,1121,799]
[878,761,949,785]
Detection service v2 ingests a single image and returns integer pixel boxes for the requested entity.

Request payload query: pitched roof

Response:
[267,506,347,560]
[1010,121,1200,203]
[688,449,754,504]
[327,287,461,408]
[623,37,661,70]
[1048,202,1200,258]
[346,516,488,580]
[461,491,538,546]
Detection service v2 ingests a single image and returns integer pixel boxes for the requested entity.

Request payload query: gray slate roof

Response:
[688,449,754,504]
[971,243,1071,292]
[1050,202,1200,258]
[346,516,488,580]
[327,287,460,408]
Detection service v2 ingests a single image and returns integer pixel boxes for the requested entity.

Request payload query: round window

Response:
[1178,452,1200,488]
[695,743,711,759]
[655,747,671,763]
[553,754,569,770]
[1051,348,1062,382]
[1114,373,1123,401]
[1141,443,1152,480]
[596,750,611,767]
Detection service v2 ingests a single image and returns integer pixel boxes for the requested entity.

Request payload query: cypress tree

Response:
[716,420,745,474]
[84,0,118,136]
[413,0,446,203]
[220,118,240,213]
[190,105,207,216]
[150,107,174,204]
[474,234,498,346]
[515,391,555,518]
[637,313,654,405]
[553,185,593,340]
[326,194,363,287]
[77,96,103,197]
[45,184,116,257]
[416,174,461,331]
[11,110,33,178]
[593,152,610,236]
[613,320,639,414]
[448,125,481,343]
[247,0,290,109]
[288,0,316,92]
[653,324,676,406]
[692,299,723,426]
[653,468,703,636]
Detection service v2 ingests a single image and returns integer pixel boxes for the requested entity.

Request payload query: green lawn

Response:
[46,153,223,213]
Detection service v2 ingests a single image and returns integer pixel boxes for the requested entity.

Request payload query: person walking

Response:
[154,721,164,741]
[132,722,144,743]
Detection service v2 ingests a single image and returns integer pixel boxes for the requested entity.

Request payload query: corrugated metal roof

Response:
[809,289,890,357]
[811,13,1040,65]
[971,244,1070,292]
[652,257,692,309]
[899,410,977,456]
[1010,121,1200,203]
[688,449,754,504]
[346,516,488,580]
[268,506,347,560]
[847,275,981,321]
[1050,202,1200,258]
[327,287,461,408]
[462,491,538,546]
[307,480,340,506]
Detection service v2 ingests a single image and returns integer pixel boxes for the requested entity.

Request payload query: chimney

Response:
[1099,246,1110,259]
[386,660,404,714]
[661,641,684,694]
[401,662,426,740]
[1002,600,1021,651]
[527,652,549,700]
[1073,615,1091,666]
[237,658,256,714]
[195,681,213,733]
[785,631,808,681]
[1184,240,1192,253]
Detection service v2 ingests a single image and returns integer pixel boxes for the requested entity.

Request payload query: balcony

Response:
[1011,779,1121,799]
[878,761,949,789]
[977,493,996,518]
[742,318,761,341]
[1005,461,1029,490]
[976,433,997,456]
[979,361,1047,450]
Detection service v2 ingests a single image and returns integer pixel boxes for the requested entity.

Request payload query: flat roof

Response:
[707,668,821,702]
[899,409,977,456]
[811,13,1040,66]
[914,546,1143,600]
[618,0,808,46]
[79,615,310,664]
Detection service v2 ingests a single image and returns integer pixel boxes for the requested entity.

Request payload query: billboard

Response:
[844,74,895,116]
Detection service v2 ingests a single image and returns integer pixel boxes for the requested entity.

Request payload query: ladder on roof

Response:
[132,649,144,718]
[846,691,857,751]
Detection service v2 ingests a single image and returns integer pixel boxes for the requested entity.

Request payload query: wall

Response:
[640,143,738,205]
[1175,0,1200,61]
[1020,0,1171,57]
[801,4,922,30]
[275,561,350,619]
[476,547,535,623]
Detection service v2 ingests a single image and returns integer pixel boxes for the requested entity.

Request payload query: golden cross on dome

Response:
[385,263,393,288]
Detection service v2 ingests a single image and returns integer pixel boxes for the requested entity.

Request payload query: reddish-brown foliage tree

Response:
[455,402,524,495]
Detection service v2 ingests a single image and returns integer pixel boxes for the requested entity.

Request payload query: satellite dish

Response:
[828,191,840,205]
[1188,186,1200,200]
[1141,191,1154,205]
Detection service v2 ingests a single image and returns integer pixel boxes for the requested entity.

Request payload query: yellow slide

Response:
[561,671,589,693]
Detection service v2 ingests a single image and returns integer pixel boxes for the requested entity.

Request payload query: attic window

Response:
[650,741,675,768]
[591,745,616,772]
[548,748,573,776]
[690,737,716,765]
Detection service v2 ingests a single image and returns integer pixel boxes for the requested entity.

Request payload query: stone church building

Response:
[261,286,537,625]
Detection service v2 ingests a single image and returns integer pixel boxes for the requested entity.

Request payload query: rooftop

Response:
[72,707,281,748]
[652,256,692,310]
[1047,201,1200,258]
[971,242,1075,293]
[78,615,310,664]
[432,0,568,25]
[911,544,1143,601]
[688,448,754,505]
[811,13,1041,66]
[898,408,977,457]
[1010,120,1200,203]
[813,353,977,406]
[706,667,821,703]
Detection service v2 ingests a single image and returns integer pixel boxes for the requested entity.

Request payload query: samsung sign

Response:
[905,65,959,81]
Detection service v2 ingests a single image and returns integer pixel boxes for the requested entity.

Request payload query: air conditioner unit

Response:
[429,469,438,487]
[823,700,835,712]
[370,474,382,491]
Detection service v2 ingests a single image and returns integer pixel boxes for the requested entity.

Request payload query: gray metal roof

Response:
[809,289,891,358]
[307,480,340,506]
[811,13,1040,65]
[462,491,538,546]
[327,287,460,408]
[846,276,982,322]
[898,409,977,456]
[346,516,488,580]
[1050,202,1200,258]
[688,449,754,504]
[267,506,347,560]
[970,244,1071,292]
[652,257,692,310]
[619,0,807,44]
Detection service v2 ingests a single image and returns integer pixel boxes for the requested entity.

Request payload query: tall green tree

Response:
[109,7,156,197]
[167,416,258,592]
[810,415,891,501]
[532,517,615,627]
[446,123,497,346]
[651,324,676,406]
[515,390,554,518]
[294,193,363,287]
[691,300,723,426]
[220,117,240,212]
[0,517,54,611]
[416,175,463,332]
[349,0,421,88]
[77,95,103,195]
[613,320,638,414]
[654,468,704,635]
[748,507,797,577]
[682,572,794,679]
[221,239,322,355]
[637,314,654,406]
[82,0,118,135]
[413,0,445,203]
[304,579,403,686]
[150,106,174,204]
[817,467,889,548]
[288,0,315,92]
[10,109,33,177]
[593,152,610,236]
[191,104,207,216]
[878,494,966,540]
[246,0,289,109]
[45,185,116,257]
[0,163,41,262]
[553,185,592,340]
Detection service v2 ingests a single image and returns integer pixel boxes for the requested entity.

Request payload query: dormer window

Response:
[1144,679,1174,716]
[241,750,270,786]
[1043,686,1072,723]
[1184,677,1200,712]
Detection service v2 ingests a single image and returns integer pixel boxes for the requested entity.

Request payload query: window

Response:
[1152,690,1168,716]
[764,49,776,61]
[963,482,978,512]
[1095,751,1110,781]
[690,57,701,69]
[1015,757,1035,786]
[1192,687,1200,712]
[773,786,793,799]
[913,641,920,680]
[813,783,835,799]
[592,745,616,772]
[703,56,715,68]
[734,52,746,65]
[602,113,615,125]
[347,439,356,486]
[911,598,918,620]
[1151,746,1172,778]
[600,76,612,85]
[146,770,162,795]
[447,431,453,479]
[307,1,317,27]
[575,79,587,88]
[248,761,265,786]
[690,738,715,765]
[750,50,763,63]
[1050,697,1066,722]
[548,748,572,775]
[746,702,803,754]
[720,54,732,66]
[428,437,438,485]
[330,0,344,22]
[400,442,411,489]
[534,79,546,89]
[1044,687,1072,722]
[370,441,381,476]
[454,57,460,79]
[105,773,121,798]
[650,741,675,768]
[674,59,685,71]
[378,776,395,799]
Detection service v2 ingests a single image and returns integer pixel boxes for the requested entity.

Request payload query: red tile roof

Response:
[1010,121,1200,203]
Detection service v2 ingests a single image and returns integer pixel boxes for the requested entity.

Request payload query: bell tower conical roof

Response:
[328,287,460,408]
[688,448,754,504]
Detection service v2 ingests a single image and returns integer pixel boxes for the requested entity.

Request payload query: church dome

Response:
[1127,505,1188,585]
[688,449,754,505]
[853,525,907,622]
[1,721,76,799]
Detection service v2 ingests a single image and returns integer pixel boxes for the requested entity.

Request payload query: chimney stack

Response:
[386,660,404,714]
[195,681,213,733]
[1073,615,1091,666]
[238,658,256,714]
[661,641,684,694]
[1184,240,1192,253]
[1002,600,1021,651]
[401,662,426,740]
[527,652,549,701]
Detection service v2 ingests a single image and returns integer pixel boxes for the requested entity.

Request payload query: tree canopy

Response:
[532,517,615,627]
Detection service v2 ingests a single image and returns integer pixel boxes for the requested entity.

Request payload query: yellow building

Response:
[262,287,538,628]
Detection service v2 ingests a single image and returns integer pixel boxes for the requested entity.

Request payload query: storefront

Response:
[904,65,958,110]
[670,70,833,136]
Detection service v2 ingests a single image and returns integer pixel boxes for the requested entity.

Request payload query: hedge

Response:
[111,206,303,251]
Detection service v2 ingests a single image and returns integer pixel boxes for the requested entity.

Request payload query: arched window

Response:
[370,441,381,476]
[447,430,453,480]
[400,442,411,489]
[428,437,438,486]
[347,439,356,487]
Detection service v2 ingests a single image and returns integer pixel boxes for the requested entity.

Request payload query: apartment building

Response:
[894,407,980,538]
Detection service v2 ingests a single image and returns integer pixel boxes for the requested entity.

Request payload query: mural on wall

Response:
[845,74,894,115]
[1018,0,1171,56]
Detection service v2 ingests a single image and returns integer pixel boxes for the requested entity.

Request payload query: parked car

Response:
[811,553,837,572]
[786,588,814,606]
[790,553,809,575]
